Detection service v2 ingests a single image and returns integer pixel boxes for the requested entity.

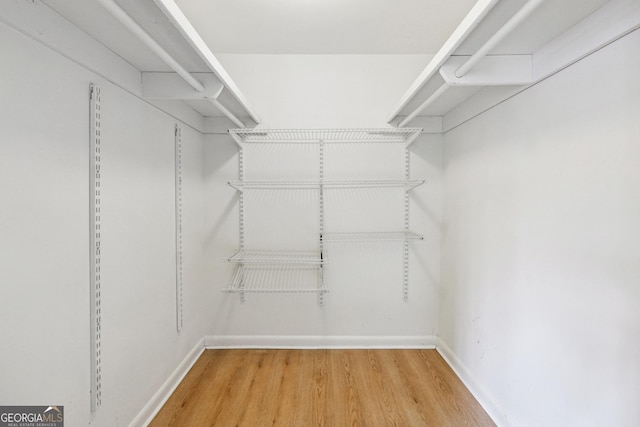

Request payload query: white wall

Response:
[0,17,205,427]
[216,54,431,128]
[440,29,640,427]
[204,55,443,345]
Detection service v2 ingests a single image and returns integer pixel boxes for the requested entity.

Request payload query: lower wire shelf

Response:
[223,264,328,294]
[223,249,328,299]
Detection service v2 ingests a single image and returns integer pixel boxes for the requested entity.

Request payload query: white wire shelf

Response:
[225,249,325,265]
[228,179,425,192]
[322,231,424,242]
[223,265,328,294]
[229,128,422,145]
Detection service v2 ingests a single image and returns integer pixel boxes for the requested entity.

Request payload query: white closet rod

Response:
[390,0,501,125]
[153,0,260,125]
[96,0,246,128]
[399,84,450,127]
[96,0,203,92]
[209,98,245,129]
[398,0,544,127]
[455,0,545,77]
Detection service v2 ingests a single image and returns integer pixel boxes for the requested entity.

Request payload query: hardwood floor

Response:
[150,349,495,427]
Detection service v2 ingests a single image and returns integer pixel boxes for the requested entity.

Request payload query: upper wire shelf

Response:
[228,128,423,146]
[322,231,424,242]
[226,249,325,265]
[228,179,425,192]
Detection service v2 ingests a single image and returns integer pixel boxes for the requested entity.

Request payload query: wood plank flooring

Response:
[150,349,495,427]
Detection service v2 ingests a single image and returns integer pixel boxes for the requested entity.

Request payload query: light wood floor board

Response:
[149,349,495,427]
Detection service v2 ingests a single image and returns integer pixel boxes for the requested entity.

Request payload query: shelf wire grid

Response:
[229,128,422,144]
[228,179,425,191]
[223,264,328,294]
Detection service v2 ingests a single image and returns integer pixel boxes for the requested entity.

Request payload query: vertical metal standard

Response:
[238,146,245,303]
[403,147,410,302]
[318,140,325,306]
[89,84,102,413]
[174,125,183,332]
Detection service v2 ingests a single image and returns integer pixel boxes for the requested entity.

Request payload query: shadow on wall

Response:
[204,194,237,248]
[204,134,237,179]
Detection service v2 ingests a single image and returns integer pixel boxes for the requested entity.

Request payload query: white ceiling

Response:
[39,0,614,120]
[42,0,612,65]
[174,0,611,55]
[42,0,479,68]
[175,0,479,54]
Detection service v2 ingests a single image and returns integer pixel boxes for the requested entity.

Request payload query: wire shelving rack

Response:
[224,128,425,304]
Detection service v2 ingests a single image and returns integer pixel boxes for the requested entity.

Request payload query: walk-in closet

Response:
[1,0,639,426]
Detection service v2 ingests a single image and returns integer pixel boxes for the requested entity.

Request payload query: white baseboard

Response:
[436,337,513,427]
[128,337,205,427]
[205,335,437,349]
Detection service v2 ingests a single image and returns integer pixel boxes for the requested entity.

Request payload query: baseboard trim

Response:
[205,335,437,349]
[436,337,512,427]
[129,337,205,427]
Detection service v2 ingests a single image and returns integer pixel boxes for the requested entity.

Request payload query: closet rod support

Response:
[388,0,500,124]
